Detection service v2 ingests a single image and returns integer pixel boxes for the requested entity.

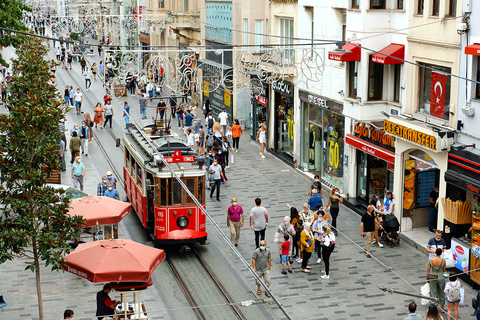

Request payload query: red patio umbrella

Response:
[64,239,165,283]
[67,195,131,227]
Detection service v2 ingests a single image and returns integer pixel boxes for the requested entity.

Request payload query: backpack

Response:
[206,134,215,147]
[207,116,214,128]
[473,291,480,312]
[449,281,461,302]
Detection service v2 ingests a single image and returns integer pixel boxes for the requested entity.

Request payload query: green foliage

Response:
[0,37,85,319]
[70,32,79,41]
[0,0,31,66]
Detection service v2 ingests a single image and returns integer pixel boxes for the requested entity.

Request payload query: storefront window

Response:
[276,92,294,157]
[302,103,323,173]
[322,110,344,188]
[418,63,451,120]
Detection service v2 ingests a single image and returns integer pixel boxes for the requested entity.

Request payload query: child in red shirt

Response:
[279,234,292,274]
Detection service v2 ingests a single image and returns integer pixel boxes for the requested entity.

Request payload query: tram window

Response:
[198,176,205,203]
[125,149,131,170]
[184,178,195,203]
[131,158,137,180]
[171,179,182,204]
[160,178,167,206]
[137,167,143,187]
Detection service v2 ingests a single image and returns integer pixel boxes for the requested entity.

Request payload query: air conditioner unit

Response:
[457,23,468,32]
[461,105,475,117]
[463,0,471,13]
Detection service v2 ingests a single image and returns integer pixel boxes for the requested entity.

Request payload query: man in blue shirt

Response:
[308,189,323,211]
[183,109,195,136]
[71,156,85,191]
[104,183,120,200]
[97,176,108,196]
[403,301,423,320]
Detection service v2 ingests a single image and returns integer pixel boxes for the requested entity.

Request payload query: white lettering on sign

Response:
[164,150,196,163]
[328,53,341,61]
[361,145,376,156]
[272,81,291,94]
[308,95,326,108]
[372,56,384,63]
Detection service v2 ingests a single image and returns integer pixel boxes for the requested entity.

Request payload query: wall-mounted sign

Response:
[203,82,209,97]
[224,89,231,107]
[299,90,343,114]
[354,122,395,148]
[272,80,294,97]
[384,120,437,150]
[256,95,267,106]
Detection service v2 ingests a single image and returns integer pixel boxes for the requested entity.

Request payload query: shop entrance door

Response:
[356,151,368,203]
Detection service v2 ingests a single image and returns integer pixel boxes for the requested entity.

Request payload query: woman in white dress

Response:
[256,123,267,159]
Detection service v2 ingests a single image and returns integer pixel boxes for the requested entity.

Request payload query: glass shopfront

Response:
[300,90,344,188]
[251,80,269,141]
[272,80,294,160]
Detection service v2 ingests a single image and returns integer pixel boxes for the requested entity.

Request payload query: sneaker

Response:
[235,150,238,153]
[226,166,230,169]
[288,269,292,273]
[377,242,384,248]
[321,270,326,274]
[297,258,302,263]
[321,275,330,279]
[367,254,372,258]
[234,243,238,247]
[306,266,312,269]
[281,271,287,275]
[259,152,262,155]
[371,241,376,245]
[262,155,265,159]
[316,258,322,263]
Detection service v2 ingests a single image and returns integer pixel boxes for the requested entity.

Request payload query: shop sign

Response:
[468,184,480,194]
[255,95,267,106]
[224,89,231,107]
[353,122,395,148]
[272,80,294,97]
[203,82,209,97]
[384,120,437,150]
[299,90,326,108]
[139,33,150,44]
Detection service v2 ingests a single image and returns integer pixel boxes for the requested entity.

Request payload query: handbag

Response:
[97,112,102,117]
[230,154,234,164]
[273,231,280,243]
[420,282,430,305]
[442,249,455,268]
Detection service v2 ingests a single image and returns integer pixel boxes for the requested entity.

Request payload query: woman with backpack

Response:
[444,273,461,319]
[427,248,446,313]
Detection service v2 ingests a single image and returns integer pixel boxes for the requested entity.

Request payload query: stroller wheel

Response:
[388,243,394,248]
[394,241,400,247]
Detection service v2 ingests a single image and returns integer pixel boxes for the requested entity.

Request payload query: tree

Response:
[0,37,85,320]
[0,0,31,66]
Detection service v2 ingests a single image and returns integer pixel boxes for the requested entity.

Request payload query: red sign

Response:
[456,245,464,255]
[345,134,395,164]
[164,150,195,163]
[468,184,480,194]
[256,95,267,106]
[139,6,143,21]
[430,71,447,119]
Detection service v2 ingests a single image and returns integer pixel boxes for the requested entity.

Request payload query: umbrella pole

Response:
[138,292,141,318]
[123,292,127,320]
[111,224,114,239]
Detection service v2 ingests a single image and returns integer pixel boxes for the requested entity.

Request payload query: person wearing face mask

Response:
[104,183,120,200]
[106,171,117,189]
[320,225,335,279]
[79,121,90,156]
[252,240,271,297]
[300,222,315,273]
[69,131,81,164]
[312,211,328,264]
[97,176,108,196]
[227,198,244,247]
[308,175,323,199]
[71,156,85,191]
[208,158,225,201]
[275,216,295,263]
[324,187,343,236]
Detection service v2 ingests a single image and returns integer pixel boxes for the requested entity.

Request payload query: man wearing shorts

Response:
[74,88,82,115]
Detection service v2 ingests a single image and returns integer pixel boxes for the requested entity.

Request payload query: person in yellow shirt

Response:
[300,222,314,273]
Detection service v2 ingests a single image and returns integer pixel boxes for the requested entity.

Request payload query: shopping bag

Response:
[230,154,234,164]
[442,249,455,268]
[227,130,233,138]
[420,283,430,305]
[460,288,465,304]
[273,231,280,243]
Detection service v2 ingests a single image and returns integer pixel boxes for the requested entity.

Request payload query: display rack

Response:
[471,216,480,284]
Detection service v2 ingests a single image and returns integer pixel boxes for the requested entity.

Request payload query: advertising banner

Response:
[451,238,469,274]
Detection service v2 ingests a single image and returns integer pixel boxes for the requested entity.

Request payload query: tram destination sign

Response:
[164,150,195,163]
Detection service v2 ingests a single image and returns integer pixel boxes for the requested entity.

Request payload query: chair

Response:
[0,295,7,308]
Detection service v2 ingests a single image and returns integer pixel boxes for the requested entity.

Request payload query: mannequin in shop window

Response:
[309,124,315,165]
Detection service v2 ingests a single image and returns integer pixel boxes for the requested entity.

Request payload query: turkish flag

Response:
[430,71,447,119]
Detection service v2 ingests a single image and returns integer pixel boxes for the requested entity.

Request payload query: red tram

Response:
[122,121,207,246]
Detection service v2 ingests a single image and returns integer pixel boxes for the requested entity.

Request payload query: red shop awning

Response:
[328,43,361,62]
[371,43,405,64]
[465,44,480,56]
[345,134,395,164]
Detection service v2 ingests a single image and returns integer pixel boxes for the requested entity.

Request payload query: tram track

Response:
[55,58,251,320]
[165,247,247,320]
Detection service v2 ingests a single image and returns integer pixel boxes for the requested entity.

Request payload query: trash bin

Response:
[239,119,245,130]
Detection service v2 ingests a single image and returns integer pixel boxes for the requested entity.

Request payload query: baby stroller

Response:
[379,214,400,247]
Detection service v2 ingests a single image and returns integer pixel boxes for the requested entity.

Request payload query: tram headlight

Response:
[177,216,189,228]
